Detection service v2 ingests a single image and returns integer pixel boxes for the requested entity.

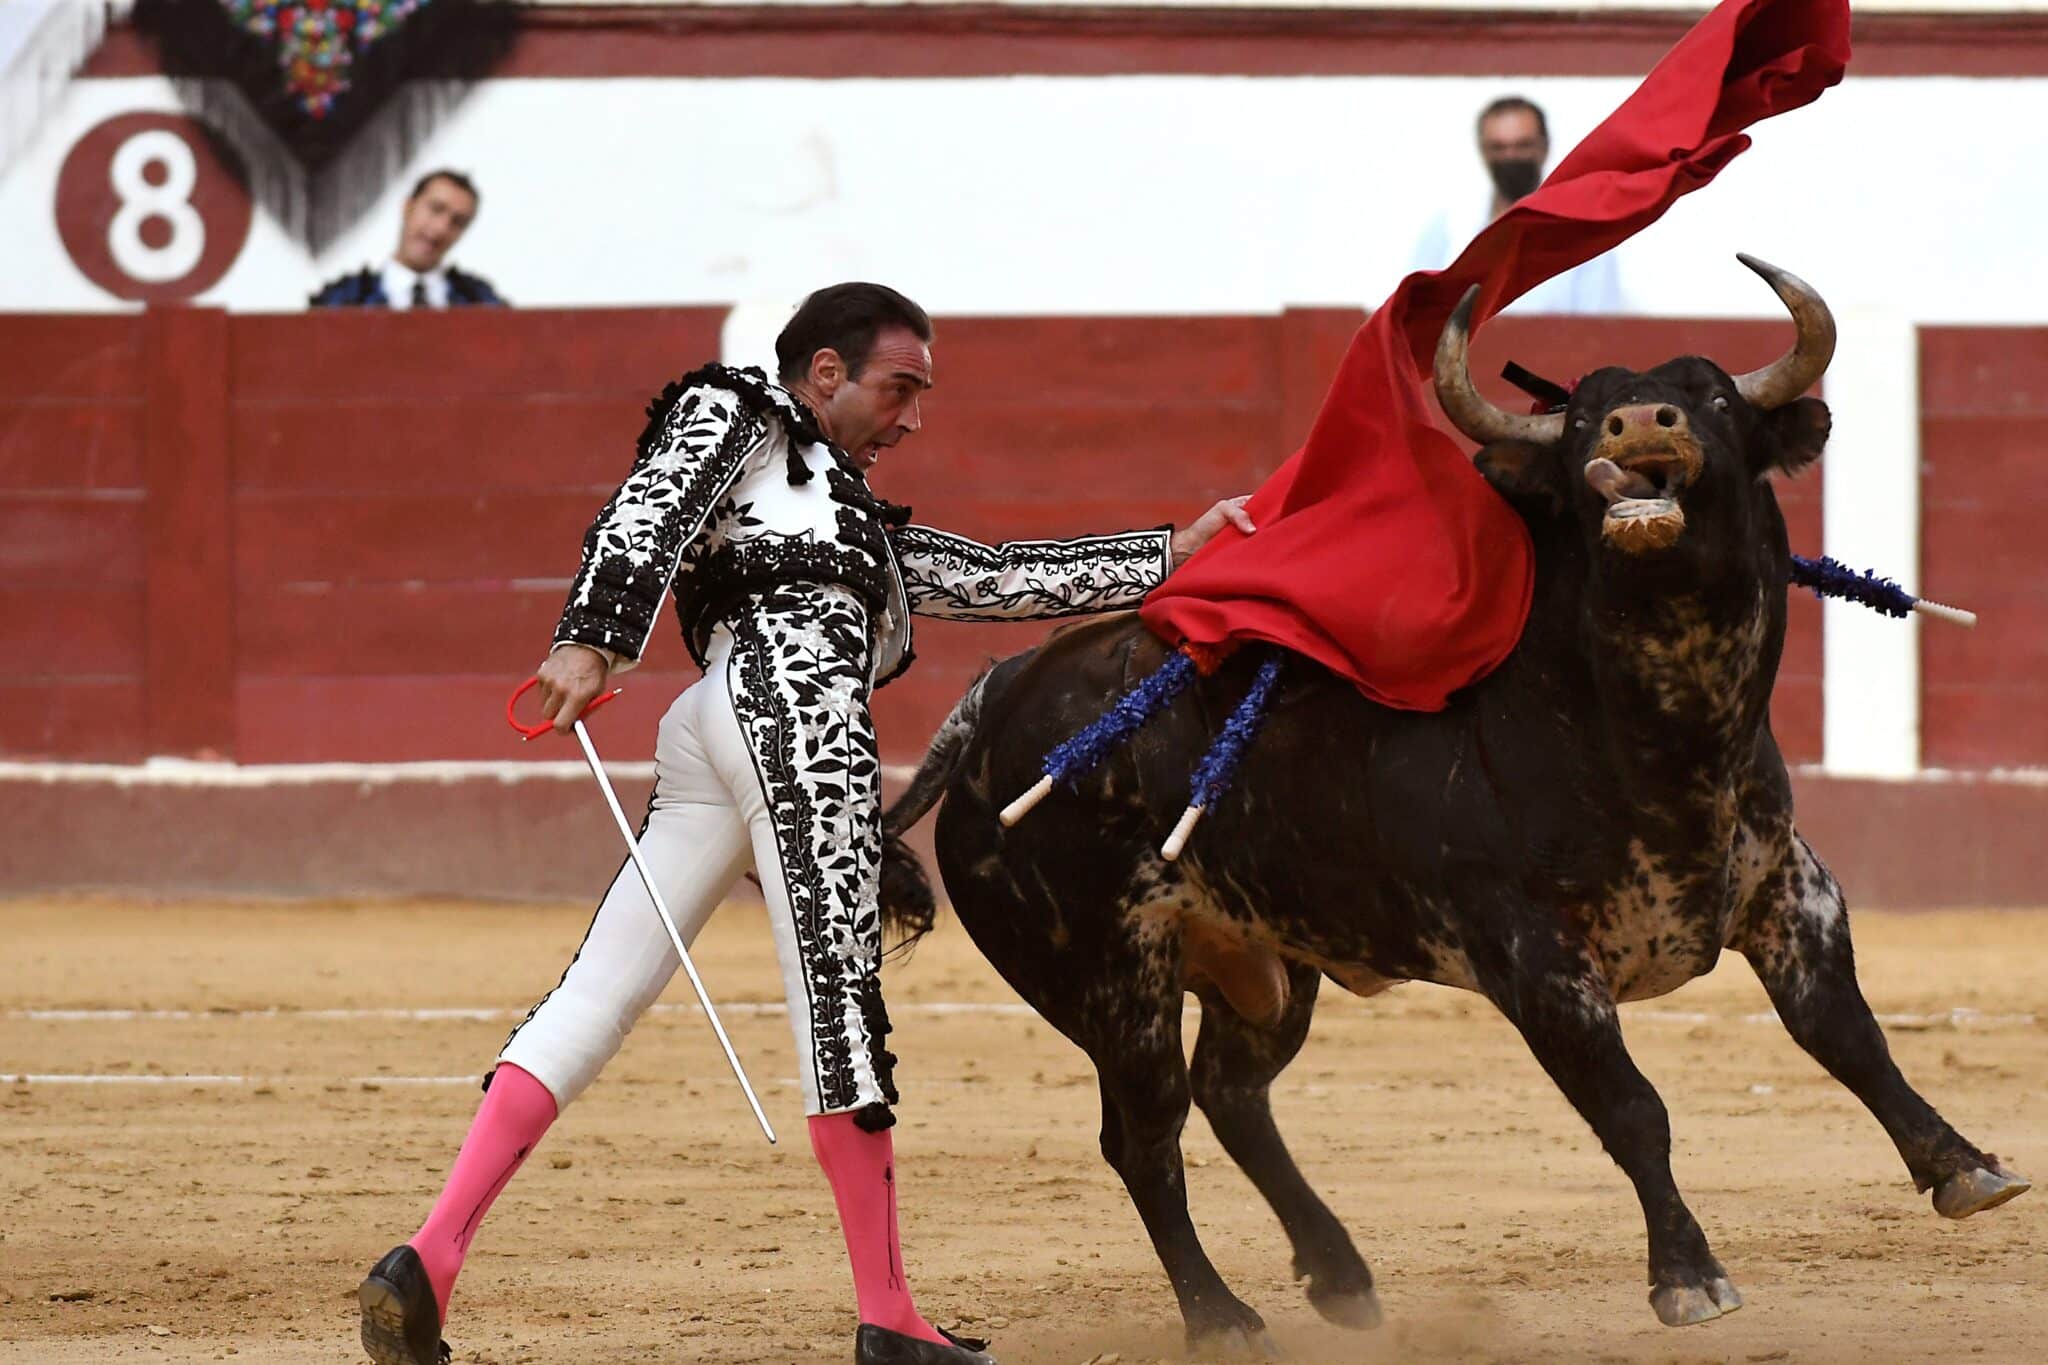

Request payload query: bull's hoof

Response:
[1649,1275,1743,1327]
[1187,1322,1284,1359]
[1305,1282,1382,1331]
[1933,1162,2031,1219]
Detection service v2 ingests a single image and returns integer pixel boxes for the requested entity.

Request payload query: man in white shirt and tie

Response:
[1407,96,1625,316]
[310,169,506,309]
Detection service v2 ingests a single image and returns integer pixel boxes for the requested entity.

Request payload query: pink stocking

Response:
[808,1112,947,1344]
[409,1062,558,1318]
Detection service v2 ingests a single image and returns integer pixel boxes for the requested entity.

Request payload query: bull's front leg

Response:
[1733,833,2030,1217]
[1476,932,1740,1327]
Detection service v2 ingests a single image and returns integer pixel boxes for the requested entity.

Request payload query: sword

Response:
[508,677,777,1144]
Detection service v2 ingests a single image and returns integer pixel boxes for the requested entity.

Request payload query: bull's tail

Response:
[885,668,993,839]
[877,669,994,952]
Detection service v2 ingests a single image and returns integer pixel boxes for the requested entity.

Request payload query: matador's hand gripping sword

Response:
[508,677,777,1144]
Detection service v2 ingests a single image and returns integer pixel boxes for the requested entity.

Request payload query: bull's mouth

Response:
[1612,449,1695,498]
[1585,447,1693,554]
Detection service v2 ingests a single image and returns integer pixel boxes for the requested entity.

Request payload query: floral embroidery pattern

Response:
[891,524,1174,620]
[726,585,895,1113]
[556,381,761,660]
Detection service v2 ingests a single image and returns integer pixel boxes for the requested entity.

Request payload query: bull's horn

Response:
[1732,254,1837,410]
[1433,286,1567,448]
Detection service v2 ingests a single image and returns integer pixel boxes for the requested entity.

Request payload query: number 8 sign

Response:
[56,113,253,302]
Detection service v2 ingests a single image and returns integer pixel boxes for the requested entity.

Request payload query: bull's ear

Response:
[1474,439,1565,516]
[1758,396,1830,477]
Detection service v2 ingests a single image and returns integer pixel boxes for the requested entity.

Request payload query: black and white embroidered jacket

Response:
[554,365,1174,685]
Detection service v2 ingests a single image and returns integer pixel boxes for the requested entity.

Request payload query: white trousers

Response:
[498,586,894,1118]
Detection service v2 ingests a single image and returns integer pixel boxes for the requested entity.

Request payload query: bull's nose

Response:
[1605,403,1688,438]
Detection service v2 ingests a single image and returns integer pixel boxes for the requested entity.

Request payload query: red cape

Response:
[1140,0,1851,711]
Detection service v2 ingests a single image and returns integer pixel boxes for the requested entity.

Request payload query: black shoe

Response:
[854,1322,997,1364]
[358,1245,451,1365]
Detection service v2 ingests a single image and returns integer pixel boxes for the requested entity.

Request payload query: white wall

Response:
[2,73,2044,323]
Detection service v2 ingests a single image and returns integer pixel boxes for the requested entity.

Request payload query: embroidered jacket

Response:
[308,264,506,308]
[554,365,1174,686]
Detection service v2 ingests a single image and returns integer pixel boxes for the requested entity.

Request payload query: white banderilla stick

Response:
[570,717,778,1144]
[508,678,775,1142]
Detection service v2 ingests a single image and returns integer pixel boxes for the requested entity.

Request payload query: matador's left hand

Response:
[1170,495,1257,568]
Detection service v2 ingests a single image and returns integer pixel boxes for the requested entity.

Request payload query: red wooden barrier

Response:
[226,306,728,762]
[0,305,1846,769]
[1920,327,2048,771]
[0,315,147,759]
[143,307,234,757]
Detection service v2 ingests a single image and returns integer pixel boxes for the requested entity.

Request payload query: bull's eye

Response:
[1573,417,1588,431]
[1712,394,1731,411]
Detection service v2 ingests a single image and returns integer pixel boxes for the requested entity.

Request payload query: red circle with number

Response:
[55,113,253,303]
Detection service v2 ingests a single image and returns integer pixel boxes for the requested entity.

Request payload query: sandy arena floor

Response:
[0,898,2041,1364]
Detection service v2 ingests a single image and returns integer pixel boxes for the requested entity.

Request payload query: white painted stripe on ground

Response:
[3,1001,1040,1023]
[2,1073,975,1091]
[5,1003,2030,1027]
[8,1074,259,1085]
[1631,1007,2038,1028]
[2,1074,479,1087]
[7,1008,512,1022]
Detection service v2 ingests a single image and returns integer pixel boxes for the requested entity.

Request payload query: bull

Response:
[880,257,2029,1349]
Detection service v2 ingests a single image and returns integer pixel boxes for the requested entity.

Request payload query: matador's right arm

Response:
[552,374,761,672]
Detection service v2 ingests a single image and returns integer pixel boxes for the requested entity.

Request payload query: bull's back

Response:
[930,617,1479,981]
[943,614,1171,816]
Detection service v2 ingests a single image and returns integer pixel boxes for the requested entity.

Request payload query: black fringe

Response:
[658,364,828,485]
[134,0,516,249]
[857,975,901,1111]
[134,0,514,170]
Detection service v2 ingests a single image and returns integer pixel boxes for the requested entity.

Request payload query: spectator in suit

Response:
[1409,96,1625,315]
[310,169,506,308]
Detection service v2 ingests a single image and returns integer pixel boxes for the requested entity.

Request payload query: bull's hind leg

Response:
[1093,959,1282,1358]
[1189,966,1380,1330]
[937,795,1276,1351]
[1477,936,1741,1327]
[1735,834,2030,1217]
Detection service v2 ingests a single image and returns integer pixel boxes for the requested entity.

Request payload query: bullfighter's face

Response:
[800,326,933,471]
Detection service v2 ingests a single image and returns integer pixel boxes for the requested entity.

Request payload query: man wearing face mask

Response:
[1407,96,1625,315]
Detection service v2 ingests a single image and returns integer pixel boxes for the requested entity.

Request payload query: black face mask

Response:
[1486,157,1544,203]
